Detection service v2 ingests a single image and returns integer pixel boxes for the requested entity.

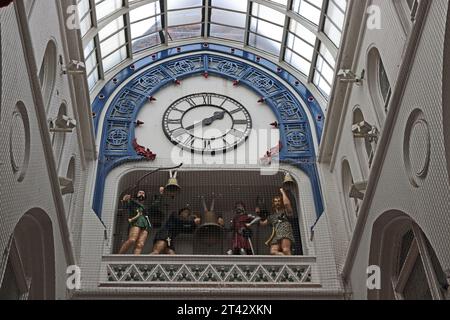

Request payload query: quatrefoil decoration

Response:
[139,75,161,88]
[218,61,238,75]
[174,60,195,74]
[107,129,128,146]
[252,75,274,90]
[279,101,298,118]
[114,99,136,114]
[287,131,307,148]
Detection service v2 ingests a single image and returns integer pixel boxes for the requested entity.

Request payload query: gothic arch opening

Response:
[368,211,447,300]
[0,209,56,300]
[38,40,57,111]
[367,47,391,124]
[391,0,417,34]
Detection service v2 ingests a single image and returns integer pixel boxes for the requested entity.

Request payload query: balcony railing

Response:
[100,255,320,288]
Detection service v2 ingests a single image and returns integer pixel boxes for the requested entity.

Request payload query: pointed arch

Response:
[368,211,447,300]
[38,40,58,111]
[1,209,56,300]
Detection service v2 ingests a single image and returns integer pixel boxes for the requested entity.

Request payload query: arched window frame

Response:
[369,213,448,300]
[392,223,446,300]
[38,40,58,111]
[0,237,30,300]
[392,0,419,34]
[0,209,56,300]
[367,47,392,124]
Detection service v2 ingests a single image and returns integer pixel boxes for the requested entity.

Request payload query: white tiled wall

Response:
[320,0,450,299]
[0,1,90,299]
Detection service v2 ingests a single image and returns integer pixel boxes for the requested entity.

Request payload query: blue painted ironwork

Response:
[216,61,240,76]
[107,128,128,147]
[91,44,325,220]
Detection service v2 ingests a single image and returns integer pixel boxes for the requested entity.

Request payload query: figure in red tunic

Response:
[227,201,260,255]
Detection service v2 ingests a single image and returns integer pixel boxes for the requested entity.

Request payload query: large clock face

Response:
[163,93,252,155]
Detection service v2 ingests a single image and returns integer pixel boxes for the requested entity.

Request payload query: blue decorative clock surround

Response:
[92,43,325,220]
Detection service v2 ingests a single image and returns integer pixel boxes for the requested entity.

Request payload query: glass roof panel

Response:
[211,9,246,28]
[167,0,202,10]
[95,0,123,21]
[129,2,161,23]
[79,0,348,102]
[211,0,248,12]
[168,8,202,26]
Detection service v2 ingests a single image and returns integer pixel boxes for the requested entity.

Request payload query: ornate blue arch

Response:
[91,43,325,219]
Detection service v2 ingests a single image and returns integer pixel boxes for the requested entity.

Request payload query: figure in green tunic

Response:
[118,188,165,254]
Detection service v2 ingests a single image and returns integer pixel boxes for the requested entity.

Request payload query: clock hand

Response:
[185,118,211,131]
[185,111,226,131]
[203,111,226,126]
[212,111,226,121]
[185,121,202,131]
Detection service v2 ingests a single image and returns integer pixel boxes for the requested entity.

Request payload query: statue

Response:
[146,186,168,228]
[260,188,295,255]
[152,207,201,254]
[226,201,260,255]
[118,190,154,255]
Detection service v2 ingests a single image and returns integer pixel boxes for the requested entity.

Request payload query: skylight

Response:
[77,0,348,99]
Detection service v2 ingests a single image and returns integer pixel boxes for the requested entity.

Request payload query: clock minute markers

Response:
[163,93,252,154]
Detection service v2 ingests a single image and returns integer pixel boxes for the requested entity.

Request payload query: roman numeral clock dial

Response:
[163,93,252,155]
